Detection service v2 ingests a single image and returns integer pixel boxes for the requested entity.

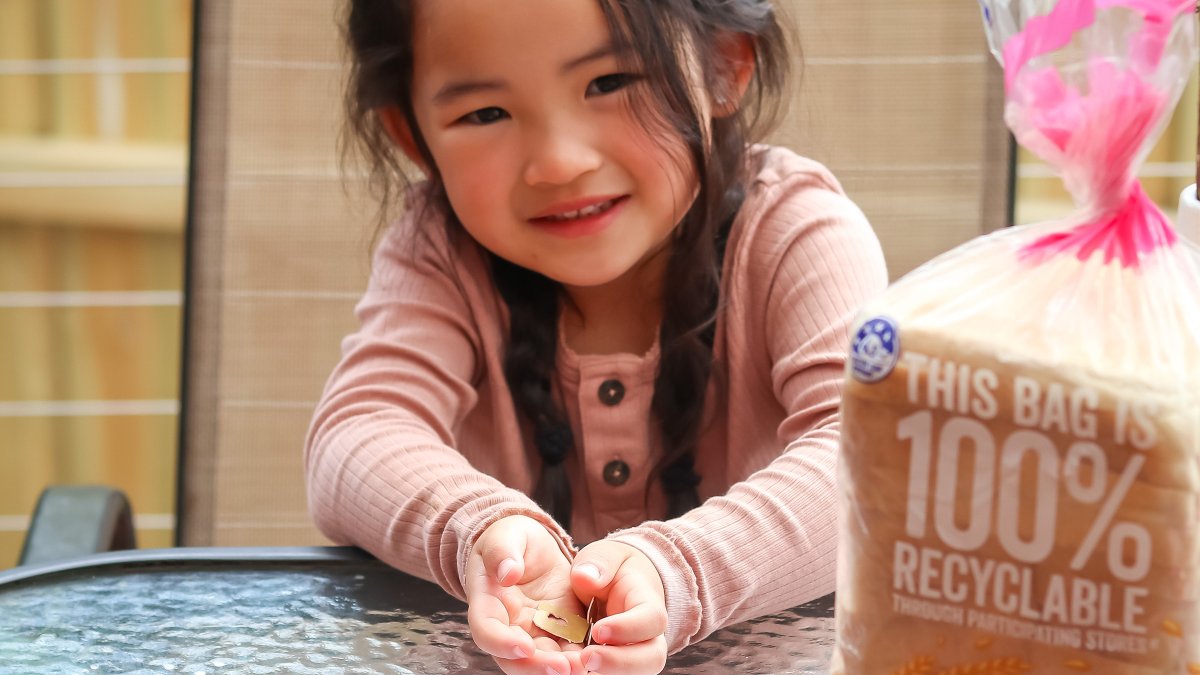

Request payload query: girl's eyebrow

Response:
[432,44,625,106]
[433,79,506,106]
[560,43,622,73]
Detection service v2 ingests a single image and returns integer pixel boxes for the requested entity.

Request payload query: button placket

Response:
[596,378,630,488]
[576,366,650,521]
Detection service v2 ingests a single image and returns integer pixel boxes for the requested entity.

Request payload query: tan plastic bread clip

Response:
[533,599,597,645]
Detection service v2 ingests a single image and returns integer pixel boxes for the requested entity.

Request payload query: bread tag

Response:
[533,600,596,644]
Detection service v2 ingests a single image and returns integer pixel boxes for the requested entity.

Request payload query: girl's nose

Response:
[522,123,603,187]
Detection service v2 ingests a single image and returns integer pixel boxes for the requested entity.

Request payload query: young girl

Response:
[305,0,887,673]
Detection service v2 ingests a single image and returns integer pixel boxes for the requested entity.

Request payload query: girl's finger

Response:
[489,638,574,675]
[580,637,668,675]
[469,616,536,662]
[572,543,667,646]
[466,584,536,661]
[587,592,668,646]
[570,543,627,602]
[561,648,587,675]
[479,519,530,586]
[531,635,565,653]
[525,638,573,675]
[494,655,565,675]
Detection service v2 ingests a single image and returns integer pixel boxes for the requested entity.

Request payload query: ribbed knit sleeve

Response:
[607,164,888,653]
[303,215,574,600]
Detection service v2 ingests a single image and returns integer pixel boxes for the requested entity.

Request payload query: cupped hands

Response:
[466,518,669,675]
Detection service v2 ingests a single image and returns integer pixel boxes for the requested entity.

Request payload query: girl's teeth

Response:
[549,199,614,221]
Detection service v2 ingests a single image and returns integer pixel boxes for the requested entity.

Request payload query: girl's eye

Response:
[586,73,639,97]
[458,107,509,125]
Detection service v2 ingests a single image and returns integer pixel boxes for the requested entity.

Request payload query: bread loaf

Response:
[831,240,1200,673]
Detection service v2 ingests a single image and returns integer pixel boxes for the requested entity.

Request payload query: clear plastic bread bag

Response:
[831,1,1200,672]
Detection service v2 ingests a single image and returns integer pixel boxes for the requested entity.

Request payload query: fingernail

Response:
[497,558,517,581]
[513,645,530,660]
[585,653,601,671]
[590,624,609,644]
[545,667,564,675]
[576,562,601,581]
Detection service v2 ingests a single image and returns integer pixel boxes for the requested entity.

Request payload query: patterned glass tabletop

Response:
[0,548,835,674]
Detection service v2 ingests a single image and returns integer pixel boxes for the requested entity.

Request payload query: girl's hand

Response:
[465,515,584,675]
[571,541,668,675]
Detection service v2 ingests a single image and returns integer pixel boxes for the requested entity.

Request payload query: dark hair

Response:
[342,0,791,528]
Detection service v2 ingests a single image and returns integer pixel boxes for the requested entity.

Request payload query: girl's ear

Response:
[378,106,426,167]
[713,33,756,118]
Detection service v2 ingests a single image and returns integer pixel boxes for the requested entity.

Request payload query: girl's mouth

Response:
[540,197,623,222]
[530,196,629,238]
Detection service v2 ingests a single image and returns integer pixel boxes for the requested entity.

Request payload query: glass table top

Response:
[0,548,835,674]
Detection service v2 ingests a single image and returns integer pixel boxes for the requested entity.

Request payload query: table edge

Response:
[0,546,375,587]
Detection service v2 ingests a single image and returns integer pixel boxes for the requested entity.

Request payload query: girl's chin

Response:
[548,270,629,289]
[542,248,666,292]
[540,259,640,289]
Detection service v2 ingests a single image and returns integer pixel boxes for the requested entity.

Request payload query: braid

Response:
[652,183,742,519]
[653,264,715,517]
[490,255,575,527]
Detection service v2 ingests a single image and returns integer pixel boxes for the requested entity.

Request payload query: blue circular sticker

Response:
[850,316,900,383]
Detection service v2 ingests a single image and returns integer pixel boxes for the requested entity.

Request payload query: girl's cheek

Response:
[443,133,506,164]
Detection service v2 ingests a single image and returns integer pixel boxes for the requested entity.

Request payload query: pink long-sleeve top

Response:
[305,145,888,653]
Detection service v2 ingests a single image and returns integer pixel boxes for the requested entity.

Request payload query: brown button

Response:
[598,379,625,406]
[602,460,631,487]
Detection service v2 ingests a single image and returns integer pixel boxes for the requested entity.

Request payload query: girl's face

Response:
[403,0,704,290]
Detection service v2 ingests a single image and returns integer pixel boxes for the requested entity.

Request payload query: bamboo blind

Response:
[182,0,370,545]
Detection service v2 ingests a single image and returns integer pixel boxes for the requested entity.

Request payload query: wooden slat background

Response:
[0,0,192,566]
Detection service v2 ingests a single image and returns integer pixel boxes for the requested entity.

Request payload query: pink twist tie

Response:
[1004,0,1192,268]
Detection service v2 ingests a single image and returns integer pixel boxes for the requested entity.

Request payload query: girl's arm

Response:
[607,170,889,653]
[303,214,573,600]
